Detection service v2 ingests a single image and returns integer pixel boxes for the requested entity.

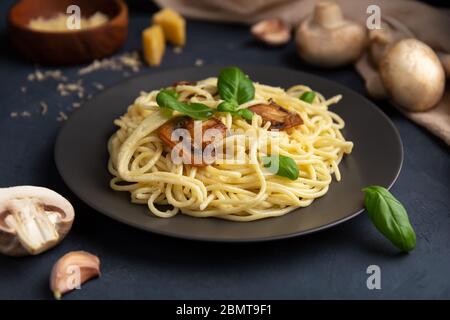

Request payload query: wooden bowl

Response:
[8,0,128,65]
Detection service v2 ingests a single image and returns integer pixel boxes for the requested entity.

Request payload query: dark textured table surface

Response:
[0,1,449,300]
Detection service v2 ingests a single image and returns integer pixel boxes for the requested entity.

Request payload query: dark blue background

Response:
[0,0,449,299]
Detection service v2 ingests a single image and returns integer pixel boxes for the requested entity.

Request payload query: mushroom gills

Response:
[4,198,61,255]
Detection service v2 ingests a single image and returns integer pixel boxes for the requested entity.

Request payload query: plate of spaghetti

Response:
[55,66,403,242]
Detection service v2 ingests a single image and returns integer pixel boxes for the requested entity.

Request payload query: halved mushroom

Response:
[0,186,74,257]
[249,101,303,130]
[251,18,291,46]
[158,117,228,166]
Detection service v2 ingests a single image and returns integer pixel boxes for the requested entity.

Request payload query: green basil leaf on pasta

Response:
[362,186,416,252]
[299,91,316,103]
[236,108,254,121]
[164,88,179,99]
[217,101,238,112]
[217,101,254,121]
[156,89,214,120]
[218,67,255,105]
[262,155,299,180]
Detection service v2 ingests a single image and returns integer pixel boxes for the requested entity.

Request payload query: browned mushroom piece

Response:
[185,118,228,149]
[249,101,303,130]
[157,116,190,149]
[0,186,75,257]
[251,18,291,46]
[157,117,228,166]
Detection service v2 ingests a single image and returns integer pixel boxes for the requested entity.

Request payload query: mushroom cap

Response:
[295,1,367,67]
[0,186,75,256]
[380,38,446,112]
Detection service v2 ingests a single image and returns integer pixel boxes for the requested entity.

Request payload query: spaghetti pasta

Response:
[108,77,353,221]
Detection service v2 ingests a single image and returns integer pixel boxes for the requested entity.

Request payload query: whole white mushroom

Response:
[380,39,446,112]
[295,1,367,68]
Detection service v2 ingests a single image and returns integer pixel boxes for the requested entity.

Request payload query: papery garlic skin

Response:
[50,251,101,299]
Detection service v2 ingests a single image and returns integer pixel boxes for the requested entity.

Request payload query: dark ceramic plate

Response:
[55,66,403,242]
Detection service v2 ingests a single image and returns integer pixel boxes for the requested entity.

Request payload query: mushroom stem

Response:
[4,198,59,255]
[313,1,344,29]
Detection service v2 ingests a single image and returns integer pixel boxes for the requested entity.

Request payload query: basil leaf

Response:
[218,67,255,105]
[299,91,316,103]
[217,101,237,113]
[362,186,416,252]
[237,108,254,121]
[164,89,179,99]
[217,101,254,121]
[262,155,299,180]
[156,90,214,120]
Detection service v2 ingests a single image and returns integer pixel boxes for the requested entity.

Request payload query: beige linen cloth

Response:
[155,0,450,145]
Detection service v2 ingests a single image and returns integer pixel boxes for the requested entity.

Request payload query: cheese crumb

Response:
[40,101,48,115]
[92,82,104,90]
[57,80,84,97]
[28,69,67,82]
[78,51,142,75]
[57,111,68,121]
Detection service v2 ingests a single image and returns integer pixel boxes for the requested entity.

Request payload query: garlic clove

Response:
[50,251,101,299]
[251,18,291,46]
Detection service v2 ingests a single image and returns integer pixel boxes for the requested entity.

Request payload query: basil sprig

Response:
[217,67,255,120]
[262,155,299,180]
[156,89,214,120]
[217,101,254,121]
[299,91,316,103]
[363,186,416,252]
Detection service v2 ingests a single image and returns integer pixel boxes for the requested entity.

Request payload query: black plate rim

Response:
[54,65,403,243]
